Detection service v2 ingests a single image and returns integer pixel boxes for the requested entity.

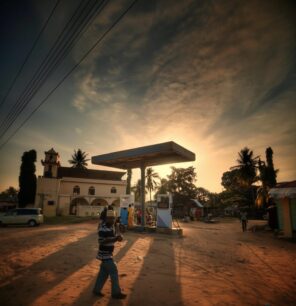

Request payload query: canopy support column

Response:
[140,163,146,227]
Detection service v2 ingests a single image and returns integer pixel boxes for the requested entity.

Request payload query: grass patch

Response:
[44,215,99,225]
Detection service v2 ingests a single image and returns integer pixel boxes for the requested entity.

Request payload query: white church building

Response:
[35,148,127,217]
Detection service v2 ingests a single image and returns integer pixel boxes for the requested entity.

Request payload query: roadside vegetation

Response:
[1,146,279,220]
[130,146,278,218]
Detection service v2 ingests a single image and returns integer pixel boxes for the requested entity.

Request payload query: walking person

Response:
[136,208,142,225]
[93,209,127,299]
[240,211,248,232]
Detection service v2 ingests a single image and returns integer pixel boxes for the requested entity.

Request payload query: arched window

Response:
[111,187,117,194]
[89,186,95,195]
[73,185,80,195]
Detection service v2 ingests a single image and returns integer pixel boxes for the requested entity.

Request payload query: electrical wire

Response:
[0,0,139,150]
[0,0,108,139]
[0,0,61,110]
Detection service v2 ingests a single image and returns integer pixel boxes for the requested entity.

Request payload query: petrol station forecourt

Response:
[91,141,196,229]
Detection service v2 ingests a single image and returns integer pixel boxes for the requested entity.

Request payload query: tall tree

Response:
[221,169,242,191]
[230,147,260,207]
[196,187,210,204]
[131,179,145,202]
[18,150,37,207]
[263,147,278,188]
[126,169,132,195]
[68,149,90,169]
[145,167,160,202]
[257,147,278,207]
[155,178,169,198]
[231,147,259,187]
[167,166,197,199]
[0,186,18,200]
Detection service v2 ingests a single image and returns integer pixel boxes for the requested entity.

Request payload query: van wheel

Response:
[28,220,36,227]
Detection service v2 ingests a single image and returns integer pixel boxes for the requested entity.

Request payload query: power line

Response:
[0,0,139,150]
[0,0,108,139]
[0,0,61,110]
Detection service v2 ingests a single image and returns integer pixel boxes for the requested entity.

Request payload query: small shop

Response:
[269,181,296,238]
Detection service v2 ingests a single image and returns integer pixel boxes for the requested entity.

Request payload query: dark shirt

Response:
[96,222,117,260]
[100,208,107,222]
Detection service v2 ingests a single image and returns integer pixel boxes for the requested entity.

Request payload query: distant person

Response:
[120,207,128,226]
[128,204,134,228]
[136,209,142,225]
[146,209,153,226]
[267,198,278,230]
[240,211,248,232]
[93,209,127,299]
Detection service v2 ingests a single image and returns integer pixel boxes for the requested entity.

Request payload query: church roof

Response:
[57,167,125,181]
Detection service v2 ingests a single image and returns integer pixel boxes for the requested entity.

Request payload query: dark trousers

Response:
[94,259,121,295]
[242,220,247,232]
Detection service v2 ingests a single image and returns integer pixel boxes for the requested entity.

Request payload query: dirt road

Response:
[0,219,295,306]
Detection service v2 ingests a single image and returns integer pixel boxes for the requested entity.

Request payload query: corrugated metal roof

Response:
[57,167,125,181]
[269,187,296,198]
[275,181,296,188]
[190,199,204,208]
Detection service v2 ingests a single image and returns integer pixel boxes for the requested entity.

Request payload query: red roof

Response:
[57,167,125,181]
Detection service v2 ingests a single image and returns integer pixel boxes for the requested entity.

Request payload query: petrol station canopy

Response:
[91,141,195,169]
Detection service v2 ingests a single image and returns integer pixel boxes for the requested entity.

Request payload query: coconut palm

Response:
[131,179,143,202]
[68,149,90,169]
[231,147,259,187]
[231,147,259,207]
[145,167,160,202]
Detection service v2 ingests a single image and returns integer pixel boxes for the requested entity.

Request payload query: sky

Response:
[0,0,295,193]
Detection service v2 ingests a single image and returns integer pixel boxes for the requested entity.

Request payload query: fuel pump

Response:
[156,193,173,228]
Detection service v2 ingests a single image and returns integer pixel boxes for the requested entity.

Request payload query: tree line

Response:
[127,146,278,213]
[220,147,278,209]
[1,146,278,211]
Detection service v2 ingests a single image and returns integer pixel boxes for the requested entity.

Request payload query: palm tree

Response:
[68,149,90,169]
[231,147,259,187]
[131,179,142,202]
[231,147,259,207]
[145,167,160,202]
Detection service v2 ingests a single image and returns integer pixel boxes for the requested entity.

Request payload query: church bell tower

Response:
[41,148,60,178]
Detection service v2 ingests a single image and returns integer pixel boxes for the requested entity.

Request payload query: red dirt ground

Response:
[0,219,295,306]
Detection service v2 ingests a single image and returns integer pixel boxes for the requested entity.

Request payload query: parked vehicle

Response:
[0,208,44,227]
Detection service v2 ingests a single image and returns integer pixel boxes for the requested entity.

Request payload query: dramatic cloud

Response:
[0,0,295,191]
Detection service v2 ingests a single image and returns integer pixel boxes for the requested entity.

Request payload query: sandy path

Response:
[0,219,295,306]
